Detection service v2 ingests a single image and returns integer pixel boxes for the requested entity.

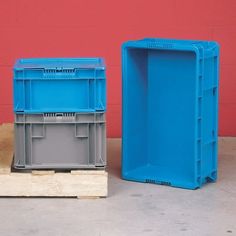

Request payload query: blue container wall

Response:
[123,49,148,171]
[14,68,106,113]
[201,56,219,184]
[148,50,196,183]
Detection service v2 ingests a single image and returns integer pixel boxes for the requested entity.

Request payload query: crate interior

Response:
[123,48,198,188]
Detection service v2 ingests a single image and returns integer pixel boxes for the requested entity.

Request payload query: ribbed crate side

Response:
[13,58,106,113]
[14,113,106,170]
[13,77,106,112]
[201,47,219,184]
[95,78,106,110]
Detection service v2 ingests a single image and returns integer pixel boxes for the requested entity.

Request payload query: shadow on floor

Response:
[107,139,121,179]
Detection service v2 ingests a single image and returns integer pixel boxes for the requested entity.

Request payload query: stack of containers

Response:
[13,58,106,170]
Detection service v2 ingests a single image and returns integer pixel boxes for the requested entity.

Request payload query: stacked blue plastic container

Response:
[13,58,106,170]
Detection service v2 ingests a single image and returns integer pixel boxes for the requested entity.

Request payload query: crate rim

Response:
[122,38,219,55]
[14,57,106,71]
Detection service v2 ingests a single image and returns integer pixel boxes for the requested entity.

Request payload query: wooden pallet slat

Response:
[0,124,14,174]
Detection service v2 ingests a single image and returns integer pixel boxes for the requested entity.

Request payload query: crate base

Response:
[123,165,199,190]
[0,124,108,198]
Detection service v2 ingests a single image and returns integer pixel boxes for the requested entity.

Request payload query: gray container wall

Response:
[14,113,106,170]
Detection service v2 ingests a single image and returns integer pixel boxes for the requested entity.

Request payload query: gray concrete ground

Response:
[0,138,235,236]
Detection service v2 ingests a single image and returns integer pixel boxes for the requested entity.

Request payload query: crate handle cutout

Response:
[44,113,76,122]
[43,69,76,78]
[43,69,76,74]
[147,42,173,49]
[44,113,75,117]
[146,179,171,186]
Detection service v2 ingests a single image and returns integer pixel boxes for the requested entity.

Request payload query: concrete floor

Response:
[0,138,235,236]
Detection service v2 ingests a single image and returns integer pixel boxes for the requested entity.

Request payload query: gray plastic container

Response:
[14,112,106,170]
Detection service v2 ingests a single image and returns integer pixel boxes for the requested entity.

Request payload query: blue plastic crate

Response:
[122,38,220,189]
[14,58,106,113]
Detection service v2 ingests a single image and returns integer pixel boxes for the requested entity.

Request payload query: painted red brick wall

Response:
[0,0,236,137]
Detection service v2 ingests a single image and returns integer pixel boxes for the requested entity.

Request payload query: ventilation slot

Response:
[44,112,75,117]
[159,181,171,186]
[43,69,76,78]
[146,179,156,184]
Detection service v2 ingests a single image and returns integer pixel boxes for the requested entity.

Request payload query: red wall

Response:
[0,0,236,137]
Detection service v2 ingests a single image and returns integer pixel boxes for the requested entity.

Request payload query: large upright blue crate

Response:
[122,38,220,189]
[14,58,106,113]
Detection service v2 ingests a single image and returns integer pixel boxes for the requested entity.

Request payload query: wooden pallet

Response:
[0,124,108,198]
